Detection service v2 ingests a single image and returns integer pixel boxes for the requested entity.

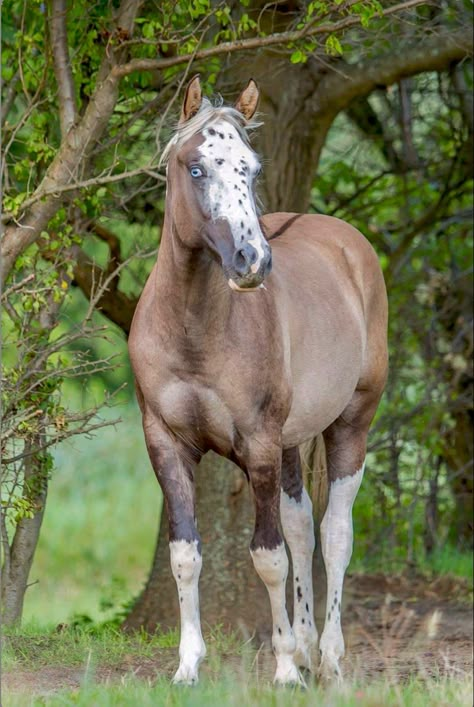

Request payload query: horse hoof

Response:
[274,666,307,689]
[318,660,343,687]
[294,647,315,672]
[172,668,199,686]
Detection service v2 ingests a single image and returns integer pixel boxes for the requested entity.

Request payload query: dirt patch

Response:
[3,573,472,697]
[341,573,473,682]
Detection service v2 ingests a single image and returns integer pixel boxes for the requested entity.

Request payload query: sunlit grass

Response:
[2,622,178,672]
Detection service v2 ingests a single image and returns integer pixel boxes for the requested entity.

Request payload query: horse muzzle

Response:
[226,242,272,291]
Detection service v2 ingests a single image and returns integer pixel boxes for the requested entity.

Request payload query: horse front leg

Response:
[143,414,206,685]
[244,437,302,686]
[280,447,318,672]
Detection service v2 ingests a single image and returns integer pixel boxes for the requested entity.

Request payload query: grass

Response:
[2,623,178,672]
[3,682,473,707]
[4,673,473,707]
[418,545,474,581]
[3,622,473,706]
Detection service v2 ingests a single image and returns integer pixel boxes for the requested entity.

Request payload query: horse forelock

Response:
[159,98,261,167]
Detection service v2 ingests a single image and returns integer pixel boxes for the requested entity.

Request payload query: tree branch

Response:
[70,244,139,336]
[317,26,473,115]
[50,0,77,136]
[1,166,165,221]
[0,0,143,284]
[112,0,428,78]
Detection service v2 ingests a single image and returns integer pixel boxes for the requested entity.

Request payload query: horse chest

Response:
[157,379,236,454]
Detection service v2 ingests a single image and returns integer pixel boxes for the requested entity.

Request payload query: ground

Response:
[3,572,472,704]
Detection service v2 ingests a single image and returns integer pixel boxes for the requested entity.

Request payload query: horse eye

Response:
[190,166,203,179]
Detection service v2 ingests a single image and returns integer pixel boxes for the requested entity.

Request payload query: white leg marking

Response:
[319,464,365,683]
[280,489,318,670]
[250,544,303,685]
[170,540,206,685]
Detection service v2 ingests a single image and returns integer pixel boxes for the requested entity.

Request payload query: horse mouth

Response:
[228,278,264,292]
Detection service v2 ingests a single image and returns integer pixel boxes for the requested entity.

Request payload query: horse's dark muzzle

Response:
[227,243,272,290]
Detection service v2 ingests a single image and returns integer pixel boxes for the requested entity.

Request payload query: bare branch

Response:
[50,0,77,136]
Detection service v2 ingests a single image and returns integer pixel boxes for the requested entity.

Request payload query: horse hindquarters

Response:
[142,413,206,685]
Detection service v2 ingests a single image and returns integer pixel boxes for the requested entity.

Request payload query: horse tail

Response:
[300,434,328,521]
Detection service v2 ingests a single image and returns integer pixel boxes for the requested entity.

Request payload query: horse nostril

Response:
[264,251,272,275]
[233,248,250,275]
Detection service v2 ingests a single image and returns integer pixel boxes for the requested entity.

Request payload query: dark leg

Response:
[241,435,302,685]
[143,413,205,685]
[280,447,318,671]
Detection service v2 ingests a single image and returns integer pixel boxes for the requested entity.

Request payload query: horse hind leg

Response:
[280,447,318,672]
[318,389,380,684]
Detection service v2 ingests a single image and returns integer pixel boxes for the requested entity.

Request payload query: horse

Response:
[128,76,388,686]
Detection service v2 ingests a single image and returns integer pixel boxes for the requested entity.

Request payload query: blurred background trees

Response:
[1,0,472,627]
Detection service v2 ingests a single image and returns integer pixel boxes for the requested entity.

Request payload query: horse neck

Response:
[154,212,231,339]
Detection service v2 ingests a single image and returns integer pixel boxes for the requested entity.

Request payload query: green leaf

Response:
[290,50,305,64]
[325,34,343,56]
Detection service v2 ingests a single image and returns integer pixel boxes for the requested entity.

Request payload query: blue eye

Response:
[190,166,203,178]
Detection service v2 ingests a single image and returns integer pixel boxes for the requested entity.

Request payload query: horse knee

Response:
[251,543,288,588]
[170,539,202,584]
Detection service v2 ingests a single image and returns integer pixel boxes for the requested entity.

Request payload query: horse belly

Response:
[281,340,363,448]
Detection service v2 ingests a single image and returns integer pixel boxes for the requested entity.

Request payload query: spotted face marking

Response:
[197,121,267,279]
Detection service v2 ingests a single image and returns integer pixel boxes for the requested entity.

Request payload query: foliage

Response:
[0,240,122,624]
[314,68,473,557]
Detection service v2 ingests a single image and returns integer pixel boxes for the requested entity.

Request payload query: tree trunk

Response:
[1,444,49,625]
[437,270,473,548]
[446,410,473,548]
[122,12,473,633]
[221,53,335,213]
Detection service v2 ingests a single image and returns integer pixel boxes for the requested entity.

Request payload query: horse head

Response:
[162,76,272,291]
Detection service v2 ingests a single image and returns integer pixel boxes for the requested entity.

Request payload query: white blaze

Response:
[198,121,267,262]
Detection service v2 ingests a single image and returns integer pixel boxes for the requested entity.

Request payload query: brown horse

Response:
[129,76,388,686]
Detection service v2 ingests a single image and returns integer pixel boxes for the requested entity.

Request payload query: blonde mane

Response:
[160,98,261,166]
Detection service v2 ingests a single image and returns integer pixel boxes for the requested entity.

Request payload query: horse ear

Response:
[234,79,259,120]
[180,75,202,124]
